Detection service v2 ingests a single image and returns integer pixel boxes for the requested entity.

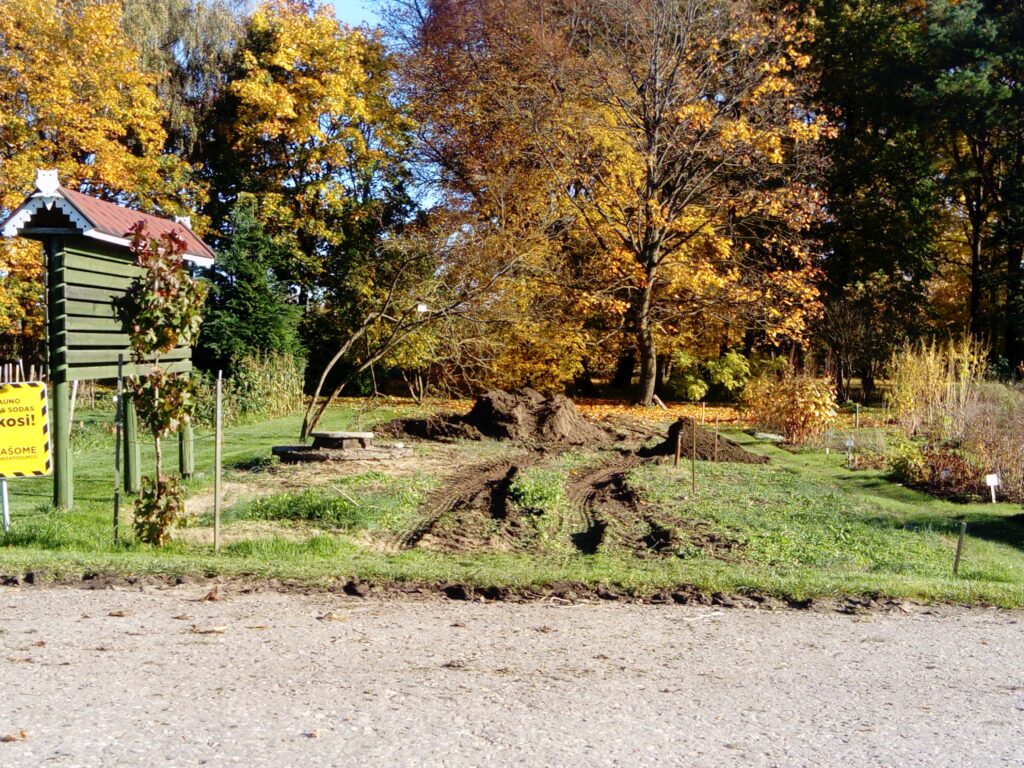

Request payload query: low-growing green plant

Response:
[228,472,435,532]
[245,488,372,529]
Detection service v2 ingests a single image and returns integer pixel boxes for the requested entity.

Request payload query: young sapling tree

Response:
[118,224,207,545]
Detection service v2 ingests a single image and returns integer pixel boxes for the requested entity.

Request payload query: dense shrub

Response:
[961,383,1024,502]
[742,372,838,444]
[666,349,752,402]
[888,437,926,486]
[888,441,984,503]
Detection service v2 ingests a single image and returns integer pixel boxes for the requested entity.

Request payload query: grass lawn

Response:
[2,400,1023,607]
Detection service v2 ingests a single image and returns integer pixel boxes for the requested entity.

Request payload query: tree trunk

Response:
[969,218,984,338]
[632,277,657,406]
[1006,244,1024,373]
[611,352,635,390]
[573,359,599,396]
[832,357,848,403]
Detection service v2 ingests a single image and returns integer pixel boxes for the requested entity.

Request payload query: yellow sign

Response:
[0,382,51,477]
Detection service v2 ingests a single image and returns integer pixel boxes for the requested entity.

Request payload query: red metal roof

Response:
[58,186,216,262]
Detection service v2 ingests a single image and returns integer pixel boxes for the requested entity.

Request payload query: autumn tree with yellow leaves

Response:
[0,0,201,359]
[205,0,414,297]
[554,0,828,404]
[386,0,629,392]
[390,0,828,404]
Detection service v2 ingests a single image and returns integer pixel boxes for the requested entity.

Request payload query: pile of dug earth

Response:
[377,388,610,446]
[379,387,767,464]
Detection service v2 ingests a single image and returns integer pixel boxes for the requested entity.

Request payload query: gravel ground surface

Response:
[1,585,1022,767]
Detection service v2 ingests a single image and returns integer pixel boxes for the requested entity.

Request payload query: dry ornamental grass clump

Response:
[886,338,987,442]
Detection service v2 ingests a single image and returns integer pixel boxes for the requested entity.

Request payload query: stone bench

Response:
[310,431,375,451]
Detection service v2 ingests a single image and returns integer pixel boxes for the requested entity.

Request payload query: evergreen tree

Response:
[195,197,302,373]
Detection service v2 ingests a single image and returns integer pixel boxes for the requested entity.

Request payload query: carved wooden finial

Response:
[35,169,59,197]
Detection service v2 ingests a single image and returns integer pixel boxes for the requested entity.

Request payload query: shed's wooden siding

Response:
[49,238,192,382]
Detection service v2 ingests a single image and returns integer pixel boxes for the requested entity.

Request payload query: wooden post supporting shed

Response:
[1,170,215,510]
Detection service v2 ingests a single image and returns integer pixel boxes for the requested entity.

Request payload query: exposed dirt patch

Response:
[373,413,484,442]
[0,574,974,616]
[184,481,265,519]
[641,417,769,464]
[402,453,544,552]
[378,389,613,447]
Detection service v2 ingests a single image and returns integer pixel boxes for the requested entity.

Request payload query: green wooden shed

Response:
[1,169,215,510]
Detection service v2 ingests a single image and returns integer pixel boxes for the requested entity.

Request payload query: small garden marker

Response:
[985,474,1000,504]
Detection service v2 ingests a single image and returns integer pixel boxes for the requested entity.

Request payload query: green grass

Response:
[2,405,1024,606]
[223,471,436,532]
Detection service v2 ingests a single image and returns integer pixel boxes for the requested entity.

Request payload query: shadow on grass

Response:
[958,513,1024,550]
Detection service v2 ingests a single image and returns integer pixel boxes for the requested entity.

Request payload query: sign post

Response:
[0,382,53,531]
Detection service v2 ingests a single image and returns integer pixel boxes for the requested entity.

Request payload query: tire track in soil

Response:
[565,454,674,555]
[400,453,544,551]
[565,453,740,558]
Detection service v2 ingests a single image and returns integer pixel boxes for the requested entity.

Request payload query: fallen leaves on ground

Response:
[188,625,227,635]
[1,731,28,743]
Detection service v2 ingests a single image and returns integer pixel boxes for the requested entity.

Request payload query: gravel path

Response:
[1,585,1022,767]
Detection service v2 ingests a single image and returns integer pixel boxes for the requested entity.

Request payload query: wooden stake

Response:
[179,422,195,479]
[1,479,9,535]
[52,378,72,510]
[123,395,141,493]
[701,402,706,425]
[953,521,967,575]
[113,355,123,544]
[674,428,682,468]
[691,420,697,494]
[214,370,223,554]
[714,418,719,463]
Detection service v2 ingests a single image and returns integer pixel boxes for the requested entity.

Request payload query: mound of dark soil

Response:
[464,388,609,445]
[377,388,610,446]
[375,413,483,442]
[641,418,768,464]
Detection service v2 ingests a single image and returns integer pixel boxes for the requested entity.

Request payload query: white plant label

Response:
[985,474,1000,488]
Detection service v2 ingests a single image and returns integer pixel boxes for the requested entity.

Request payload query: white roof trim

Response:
[81,229,214,266]
[1,194,91,237]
